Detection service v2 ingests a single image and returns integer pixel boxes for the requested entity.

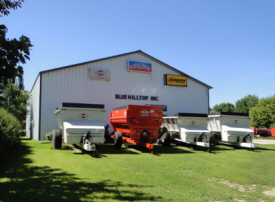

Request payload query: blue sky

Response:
[2,0,275,107]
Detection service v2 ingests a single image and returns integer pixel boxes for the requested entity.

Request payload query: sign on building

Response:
[128,61,152,73]
[164,74,187,87]
[90,68,111,81]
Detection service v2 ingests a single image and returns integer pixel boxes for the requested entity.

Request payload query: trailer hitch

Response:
[83,131,96,151]
[83,131,92,144]
[243,133,252,143]
[195,132,207,142]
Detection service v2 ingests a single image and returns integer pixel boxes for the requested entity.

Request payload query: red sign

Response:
[96,70,106,76]
[234,120,238,124]
[191,121,195,125]
[79,113,88,119]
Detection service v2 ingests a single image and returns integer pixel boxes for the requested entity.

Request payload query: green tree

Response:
[0,81,30,128]
[0,24,32,93]
[0,0,24,16]
[0,0,32,93]
[212,102,236,113]
[235,94,259,113]
[250,95,275,128]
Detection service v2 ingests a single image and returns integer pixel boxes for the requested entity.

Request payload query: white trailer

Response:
[53,103,107,151]
[207,112,255,149]
[160,113,211,148]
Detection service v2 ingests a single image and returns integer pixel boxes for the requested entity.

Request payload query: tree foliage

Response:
[0,0,24,16]
[235,94,259,114]
[0,81,30,128]
[250,95,275,128]
[212,102,236,113]
[0,24,32,93]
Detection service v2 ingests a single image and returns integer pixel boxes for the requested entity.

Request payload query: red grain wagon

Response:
[255,128,271,136]
[109,105,163,150]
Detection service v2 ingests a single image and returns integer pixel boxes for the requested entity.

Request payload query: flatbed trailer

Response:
[109,105,163,150]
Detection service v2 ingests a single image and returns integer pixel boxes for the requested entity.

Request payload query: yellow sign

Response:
[165,75,187,86]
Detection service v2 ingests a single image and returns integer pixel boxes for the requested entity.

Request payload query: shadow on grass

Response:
[72,144,141,158]
[0,140,162,202]
[72,143,194,157]
[251,146,275,152]
[126,144,195,155]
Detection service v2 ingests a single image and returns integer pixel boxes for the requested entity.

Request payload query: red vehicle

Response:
[251,127,272,137]
[110,105,163,150]
[271,128,275,138]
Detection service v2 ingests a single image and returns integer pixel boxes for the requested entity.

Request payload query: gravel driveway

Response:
[253,139,275,144]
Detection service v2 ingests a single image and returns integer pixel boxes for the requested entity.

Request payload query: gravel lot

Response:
[253,139,275,144]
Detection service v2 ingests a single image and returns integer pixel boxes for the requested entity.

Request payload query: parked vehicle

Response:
[53,103,107,151]
[109,105,163,150]
[251,127,271,137]
[160,113,210,149]
[208,112,255,149]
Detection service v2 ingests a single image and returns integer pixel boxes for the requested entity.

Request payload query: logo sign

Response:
[141,110,149,117]
[164,74,187,87]
[95,70,106,76]
[191,121,195,125]
[90,68,111,81]
[80,113,88,119]
[234,120,238,124]
[128,61,152,73]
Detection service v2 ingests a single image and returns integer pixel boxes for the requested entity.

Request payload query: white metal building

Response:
[26,50,212,140]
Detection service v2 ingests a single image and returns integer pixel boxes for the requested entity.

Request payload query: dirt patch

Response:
[215,179,256,193]
[263,188,275,197]
[219,179,246,192]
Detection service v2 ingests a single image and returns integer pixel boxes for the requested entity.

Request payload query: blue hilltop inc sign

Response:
[115,94,158,101]
[128,61,152,73]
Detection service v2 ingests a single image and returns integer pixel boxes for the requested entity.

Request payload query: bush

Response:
[0,108,22,157]
[46,132,52,141]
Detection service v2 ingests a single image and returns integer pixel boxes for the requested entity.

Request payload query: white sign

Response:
[90,68,111,81]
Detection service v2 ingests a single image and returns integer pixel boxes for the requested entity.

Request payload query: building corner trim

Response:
[38,73,42,141]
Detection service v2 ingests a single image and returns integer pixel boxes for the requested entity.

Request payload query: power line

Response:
[213,70,275,85]
[214,74,275,86]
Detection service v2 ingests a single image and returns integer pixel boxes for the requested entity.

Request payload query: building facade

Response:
[26,50,212,140]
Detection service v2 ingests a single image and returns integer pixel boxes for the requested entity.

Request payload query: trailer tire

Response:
[52,129,62,149]
[162,132,171,147]
[114,132,122,149]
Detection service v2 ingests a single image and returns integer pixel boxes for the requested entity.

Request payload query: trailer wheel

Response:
[161,132,171,147]
[52,129,62,149]
[114,132,122,149]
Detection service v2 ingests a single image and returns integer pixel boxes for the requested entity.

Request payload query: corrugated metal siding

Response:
[39,52,209,140]
[26,75,41,140]
[25,99,31,138]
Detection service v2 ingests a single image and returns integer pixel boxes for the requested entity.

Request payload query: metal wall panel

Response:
[26,75,41,140]
[38,52,209,140]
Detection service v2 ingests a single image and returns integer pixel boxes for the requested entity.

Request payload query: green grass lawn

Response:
[1,138,275,202]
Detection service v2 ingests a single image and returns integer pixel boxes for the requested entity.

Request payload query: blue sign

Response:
[128,61,152,73]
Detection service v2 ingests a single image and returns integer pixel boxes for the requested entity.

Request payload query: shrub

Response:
[46,132,52,141]
[0,108,22,157]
